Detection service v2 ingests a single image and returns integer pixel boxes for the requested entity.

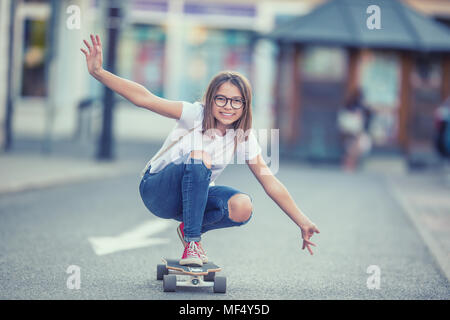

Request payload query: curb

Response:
[386,177,450,282]
[0,165,139,196]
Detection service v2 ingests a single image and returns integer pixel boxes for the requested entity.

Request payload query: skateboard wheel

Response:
[204,272,215,282]
[157,264,168,280]
[213,276,226,293]
[163,274,177,292]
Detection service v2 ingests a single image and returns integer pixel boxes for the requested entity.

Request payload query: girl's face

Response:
[212,82,244,132]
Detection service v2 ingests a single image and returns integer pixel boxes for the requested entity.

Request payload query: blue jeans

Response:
[139,153,253,242]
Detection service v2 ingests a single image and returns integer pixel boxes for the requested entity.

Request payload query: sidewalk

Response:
[0,153,138,194]
[0,137,160,195]
[363,155,450,282]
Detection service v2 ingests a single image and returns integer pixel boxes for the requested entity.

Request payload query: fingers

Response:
[303,239,316,247]
[80,48,88,57]
[306,244,314,255]
[302,241,314,255]
[83,39,92,54]
[308,224,320,235]
[90,34,97,46]
[82,34,102,57]
[91,34,100,54]
[91,34,103,52]
[96,34,102,48]
[302,238,316,255]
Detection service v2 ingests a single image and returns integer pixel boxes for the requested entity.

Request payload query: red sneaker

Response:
[177,223,187,248]
[177,223,209,263]
[196,241,209,264]
[179,242,203,266]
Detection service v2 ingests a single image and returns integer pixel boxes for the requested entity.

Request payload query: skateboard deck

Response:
[157,258,226,293]
[162,258,221,275]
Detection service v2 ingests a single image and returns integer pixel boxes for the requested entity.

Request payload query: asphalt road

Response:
[1,161,449,299]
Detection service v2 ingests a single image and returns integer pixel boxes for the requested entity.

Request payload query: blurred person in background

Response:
[434,95,450,160]
[81,35,320,266]
[337,88,373,172]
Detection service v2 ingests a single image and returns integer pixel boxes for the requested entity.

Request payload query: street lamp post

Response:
[42,0,61,154]
[97,0,122,161]
[3,0,16,152]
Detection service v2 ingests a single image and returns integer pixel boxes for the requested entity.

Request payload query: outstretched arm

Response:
[247,154,320,255]
[80,34,182,119]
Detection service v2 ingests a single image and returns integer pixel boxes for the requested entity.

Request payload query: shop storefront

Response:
[267,0,450,163]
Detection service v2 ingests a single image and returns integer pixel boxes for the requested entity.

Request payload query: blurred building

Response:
[112,0,326,138]
[3,0,449,168]
[0,0,93,144]
[266,0,450,166]
[0,0,327,147]
[405,0,450,27]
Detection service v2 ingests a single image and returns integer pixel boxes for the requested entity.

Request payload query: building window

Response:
[21,18,48,97]
[302,46,346,82]
[118,24,166,98]
[182,27,254,101]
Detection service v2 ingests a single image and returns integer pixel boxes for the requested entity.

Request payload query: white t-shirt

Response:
[147,101,262,185]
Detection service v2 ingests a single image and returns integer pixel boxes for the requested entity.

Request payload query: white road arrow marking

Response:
[88,220,172,256]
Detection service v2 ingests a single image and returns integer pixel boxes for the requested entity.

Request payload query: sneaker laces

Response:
[185,241,200,256]
[195,242,206,256]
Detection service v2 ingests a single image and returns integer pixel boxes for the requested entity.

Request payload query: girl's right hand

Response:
[300,222,320,255]
[80,34,103,77]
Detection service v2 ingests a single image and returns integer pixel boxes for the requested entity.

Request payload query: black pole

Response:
[3,0,16,152]
[97,1,121,161]
[42,0,60,154]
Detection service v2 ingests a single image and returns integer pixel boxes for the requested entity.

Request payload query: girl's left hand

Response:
[300,223,320,255]
[80,34,104,76]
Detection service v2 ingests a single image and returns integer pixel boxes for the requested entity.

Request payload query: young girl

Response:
[81,34,320,266]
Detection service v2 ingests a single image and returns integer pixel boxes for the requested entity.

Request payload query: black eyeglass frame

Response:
[213,94,246,109]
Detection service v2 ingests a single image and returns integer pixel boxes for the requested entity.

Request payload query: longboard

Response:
[162,258,221,275]
[157,258,226,293]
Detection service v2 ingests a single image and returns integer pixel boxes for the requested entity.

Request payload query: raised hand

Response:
[80,34,103,76]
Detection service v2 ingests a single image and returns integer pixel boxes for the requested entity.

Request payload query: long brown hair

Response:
[201,70,253,153]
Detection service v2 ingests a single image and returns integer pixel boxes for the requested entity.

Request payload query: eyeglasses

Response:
[214,95,245,109]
